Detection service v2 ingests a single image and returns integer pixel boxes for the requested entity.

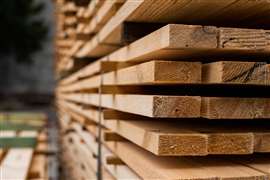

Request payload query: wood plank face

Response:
[105,141,268,180]
[201,97,270,119]
[202,61,270,85]
[104,61,202,85]
[0,149,34,180]
[58,60,270,93]
[60,101,270,155]
[57,60,202,93]
[127,0,270,28]
[75,0,270,58]
[59,94,270,119]
[102,94,201,118]
[106,24,270,62]
[59,93,201,118]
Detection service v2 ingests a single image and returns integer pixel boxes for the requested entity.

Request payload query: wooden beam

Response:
[59,93,201,118]
[60,101,270,155]
[201,97,270,119]
[83,0,105,19]
[69,122,142,180]
[104,120,253,156]
[104,24,270,62]
[59,61,121,86]
[57,61,202,92]
[64,128,135,180]
[59,93,270,119]
[84,0,124,35]
[105,60,201,85]
[28,155,47,179]
[105,141,268,180]
[202,61,270,85]
[77,23,270,59]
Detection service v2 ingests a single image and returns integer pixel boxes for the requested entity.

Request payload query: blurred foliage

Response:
[0,0,48,63]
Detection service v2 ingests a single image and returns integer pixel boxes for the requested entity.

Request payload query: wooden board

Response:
[59,93,270,119]
[0,149,34,180]
[72,123,142,180]
[58,60,270,93]
[59,93,201,118]
[104,24,270,62]
[76,1,270,57]
[202,61,270,85]
[57,61,202,92]
[84,0,125,35]
[28,154,48,180]
[60,101,270,155]
[105,141,268,180]
[202,97,270,119]
[104,119,270,156]
[59,108,270,179]
[63,128,136,180]
[83,0,105,19]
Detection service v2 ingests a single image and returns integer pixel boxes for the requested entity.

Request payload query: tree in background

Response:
[0,0,48,63]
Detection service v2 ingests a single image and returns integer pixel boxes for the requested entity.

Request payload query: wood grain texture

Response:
[202,97,270,119]
[105,24,270,62]
[59,93,201,118]
[103,60,202,85]
[202,61,270,85]
[76,0,270,57]
[57,60,202,92]
[59,93,270,119]
[104,120,254,156]
[65,122,141,180]
[60,101,270,155]
[105,141,268,180]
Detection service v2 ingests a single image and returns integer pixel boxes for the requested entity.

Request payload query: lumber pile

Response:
[0,112,50,180]
[55,0,270,179]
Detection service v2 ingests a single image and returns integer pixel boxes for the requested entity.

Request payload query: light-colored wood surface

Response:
[59,93,270,119]
[103,24,270,62]
[232,155,270,175]
[28,154,48,180]
[202,61,270,85]
[62,123,140,180]
[57,60,202,92]
[202,97,270,119]
[57,60,270,94]
[77,0,270,58]
[59,93,201,118]
[0,149,34,180]
[60,101,270,155]
[105,141,268,180]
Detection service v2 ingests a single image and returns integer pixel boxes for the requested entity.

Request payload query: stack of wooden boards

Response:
[0,112,50,180]
[55,0,270,179]
[55,0,125,77]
